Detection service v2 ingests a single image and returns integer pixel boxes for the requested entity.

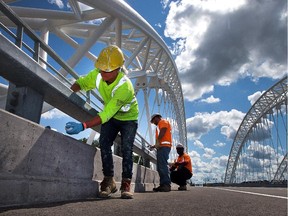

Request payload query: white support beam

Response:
[59,16,115,76]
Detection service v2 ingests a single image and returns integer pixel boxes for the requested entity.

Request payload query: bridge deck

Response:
[0,187,287,216]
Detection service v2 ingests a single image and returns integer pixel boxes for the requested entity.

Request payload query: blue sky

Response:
[2,0,287,183]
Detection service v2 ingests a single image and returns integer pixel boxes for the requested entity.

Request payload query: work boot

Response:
[120,178,133,199]
[153,185,162,192]
[178,185,187,191]
[98,176,117,198]
[153,184,171,192]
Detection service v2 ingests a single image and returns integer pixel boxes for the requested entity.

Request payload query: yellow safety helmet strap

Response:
[95,45,125,72]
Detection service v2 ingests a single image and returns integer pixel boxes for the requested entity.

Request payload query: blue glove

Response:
[65,122,84,135]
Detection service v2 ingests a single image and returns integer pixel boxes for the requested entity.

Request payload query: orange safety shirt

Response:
[175,153,193,173]
[156,119,172,148]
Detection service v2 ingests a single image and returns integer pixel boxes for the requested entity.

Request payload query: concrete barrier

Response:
[0,109,159,207]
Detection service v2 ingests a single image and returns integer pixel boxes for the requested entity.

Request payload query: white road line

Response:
[212,187,288,200]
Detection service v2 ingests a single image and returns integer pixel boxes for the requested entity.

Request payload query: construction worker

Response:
[170,144,193,190]
[65,45,139,199]
[150,113,172,192]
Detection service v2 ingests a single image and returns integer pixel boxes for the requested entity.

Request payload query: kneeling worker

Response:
[170,144,193,190]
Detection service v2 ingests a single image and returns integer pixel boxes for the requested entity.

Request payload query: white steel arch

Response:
[273,153,287,182]
[1,0,187,150]
[224,76,287,184]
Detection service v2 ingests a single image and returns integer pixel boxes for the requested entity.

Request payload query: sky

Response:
[125,0,287,182]
[2,0,287,183]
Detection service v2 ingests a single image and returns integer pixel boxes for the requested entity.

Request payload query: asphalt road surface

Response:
[0,187,287,216]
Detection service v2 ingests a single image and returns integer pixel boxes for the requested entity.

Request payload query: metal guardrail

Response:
[0,1,156,163]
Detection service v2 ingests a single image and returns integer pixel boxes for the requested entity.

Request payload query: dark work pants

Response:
[156,147,171,185]
[99,118,138,179]
[170,167,192,186]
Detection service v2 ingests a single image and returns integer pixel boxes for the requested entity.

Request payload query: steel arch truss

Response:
[224,76,288,184]
[1,0,187,149]
[272,153,287,182]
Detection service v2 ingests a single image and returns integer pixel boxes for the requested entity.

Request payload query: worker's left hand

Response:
[149,145,156,151]
[155,140,160,149]
[65,122,84,135]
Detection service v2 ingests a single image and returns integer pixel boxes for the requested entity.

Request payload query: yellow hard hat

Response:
[95,45,125,72]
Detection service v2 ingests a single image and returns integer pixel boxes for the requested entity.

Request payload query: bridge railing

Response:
[0,1,156,164]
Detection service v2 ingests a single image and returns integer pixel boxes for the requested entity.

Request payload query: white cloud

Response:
[48,0,64,9]
[186,109,245,140]
[213,140,226,147]
[193,139,204,149]
[203,147,216,159]
[200,95,220,103]
[164,0,287,101]
[188,149,228,182]
[161,0,170,9]
[66,0,93,11]
[182,82,214,102]
[169,38,186,56]
[248,91,264,105]
[221,125,237,140]
[78,2,93,11]
[189,150,201,159]
[155,23,162,28]
[41,108,68,119]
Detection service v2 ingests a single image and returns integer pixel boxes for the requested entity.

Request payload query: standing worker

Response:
[170,144,193,190]
[150,113,172,192]
[65,45,139,199]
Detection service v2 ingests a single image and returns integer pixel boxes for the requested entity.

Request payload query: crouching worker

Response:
[170,144,193,191]
[65,45,139,199]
